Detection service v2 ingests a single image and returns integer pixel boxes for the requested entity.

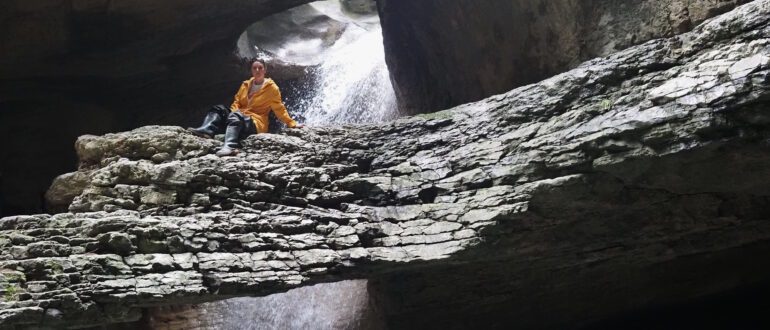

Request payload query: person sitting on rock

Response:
[188,58,304,157]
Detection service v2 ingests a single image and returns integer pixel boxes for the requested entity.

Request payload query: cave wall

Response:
[0,0,314,216]
[377,0,752,115]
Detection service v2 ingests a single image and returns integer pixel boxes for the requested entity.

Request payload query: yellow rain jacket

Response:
[230,78,297,133]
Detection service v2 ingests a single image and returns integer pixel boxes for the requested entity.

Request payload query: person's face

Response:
[251,61,265,80]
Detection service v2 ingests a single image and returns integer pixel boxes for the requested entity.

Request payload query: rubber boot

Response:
[216,113,245,157]
[188,105,229,138]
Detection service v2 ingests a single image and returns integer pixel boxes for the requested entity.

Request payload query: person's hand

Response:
[294,123,305,129]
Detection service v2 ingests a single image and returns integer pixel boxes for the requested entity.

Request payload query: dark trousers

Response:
[197,105,258,148]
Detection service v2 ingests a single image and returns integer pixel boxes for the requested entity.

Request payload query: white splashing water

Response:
[295,24,399,125]
[193,280,377,330]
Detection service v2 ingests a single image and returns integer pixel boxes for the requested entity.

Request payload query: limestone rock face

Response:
[2,1,770,328]
[378,0,753,115]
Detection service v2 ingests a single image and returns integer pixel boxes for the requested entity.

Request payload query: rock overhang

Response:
[1,1,770,328]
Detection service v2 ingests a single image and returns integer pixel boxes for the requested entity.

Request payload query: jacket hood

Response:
[244,77,275,87]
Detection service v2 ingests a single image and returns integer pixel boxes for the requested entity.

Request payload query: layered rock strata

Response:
[378,0,753,115]
[2,1,770,328]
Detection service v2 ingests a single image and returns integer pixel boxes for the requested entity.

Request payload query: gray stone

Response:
[103,233,135,255]
[3,2,770,329]
[728,54,770,79]
[378,0,752,114]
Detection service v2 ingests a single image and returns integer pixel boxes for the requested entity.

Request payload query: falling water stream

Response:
[238,0,399,126]
[295,24,398,125]
[191,280,379,330]
[150,1,393,329]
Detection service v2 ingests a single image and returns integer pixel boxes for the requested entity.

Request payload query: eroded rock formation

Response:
[378,0,753,115]
[1,1,770,328]
[0,0,315,215]
[0,0,751,216]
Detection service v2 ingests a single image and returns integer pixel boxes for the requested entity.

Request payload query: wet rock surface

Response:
[2,1,770,328]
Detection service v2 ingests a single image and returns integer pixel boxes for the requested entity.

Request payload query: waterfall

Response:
[195,281,379,330]
[294,24,398,125]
